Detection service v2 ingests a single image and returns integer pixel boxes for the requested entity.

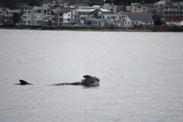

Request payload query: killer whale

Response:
[16,75,100,87]
[54,75,100,86]
[15,80,32,85]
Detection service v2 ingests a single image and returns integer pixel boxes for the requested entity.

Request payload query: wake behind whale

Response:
[16,75,100,87]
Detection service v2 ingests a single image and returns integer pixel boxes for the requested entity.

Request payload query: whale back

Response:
[81,76,100,86]
[19,80,31,85]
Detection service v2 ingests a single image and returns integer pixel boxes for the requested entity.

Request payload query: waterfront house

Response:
[74,6,116,26]
[0,8,9,24]
[128,13,154,27]
[33,5,50,25]
[74,6,95,24]
[22,4,50,25]
[47,6,75,26]
[85,9,116,26]
[116,12,153,27]
[22,7,34,25]
[62,9,75,25]
[1,9,21,24]
[165,18,182,26]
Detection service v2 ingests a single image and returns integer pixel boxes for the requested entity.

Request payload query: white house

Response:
[22,7,34,25]
[62,9,75,24]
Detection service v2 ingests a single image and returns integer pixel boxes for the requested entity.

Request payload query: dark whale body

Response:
[16,75,100,87]
[15,80,32,85]
[54,75,100,87]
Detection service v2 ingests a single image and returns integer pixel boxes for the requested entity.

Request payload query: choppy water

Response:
[0,29,183,122]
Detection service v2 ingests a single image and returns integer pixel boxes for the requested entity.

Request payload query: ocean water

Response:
[0,29,183,122]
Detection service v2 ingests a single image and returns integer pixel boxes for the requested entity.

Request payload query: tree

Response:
[27,0,42,6]
[1,0,16,9]
[12,13,21,23]
[111,0,160,5]
[104,0,112,3]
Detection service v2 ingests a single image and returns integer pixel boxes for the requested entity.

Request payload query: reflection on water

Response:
[0,29,183,122]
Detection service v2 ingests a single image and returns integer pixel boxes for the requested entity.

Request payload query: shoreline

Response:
[1,25,183,32]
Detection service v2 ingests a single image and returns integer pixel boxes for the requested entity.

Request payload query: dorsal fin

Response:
[83,75,92,79]
[19,80,31,85]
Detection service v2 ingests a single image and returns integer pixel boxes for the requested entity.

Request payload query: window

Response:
[44,10,46,13]
[35,10,41,13]
[37,21,42,24]
[68,18,70,21]
[68,14,70,16]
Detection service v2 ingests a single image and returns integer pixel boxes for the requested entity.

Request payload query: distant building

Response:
[155,0,183,19]
[102,3,120,14]
[126,3,153,13]
[42,0,64,4]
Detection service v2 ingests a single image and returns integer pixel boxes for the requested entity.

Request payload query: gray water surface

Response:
[0,30,183,122]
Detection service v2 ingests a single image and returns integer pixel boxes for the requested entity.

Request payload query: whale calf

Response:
[16,75,100,87]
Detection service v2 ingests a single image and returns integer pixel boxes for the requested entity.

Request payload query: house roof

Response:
[58,10,71,13]
[87,8,114,15]
[165,18,182,22]
[86,17,106,22]
[8,10,21,13]
[118,12,152,16]
[76,9,95,12]
[127,14,153,21]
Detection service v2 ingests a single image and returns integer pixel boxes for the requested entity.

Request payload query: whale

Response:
[54,75,100,86]
[16,75,100,87]
[15,80,32,85]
